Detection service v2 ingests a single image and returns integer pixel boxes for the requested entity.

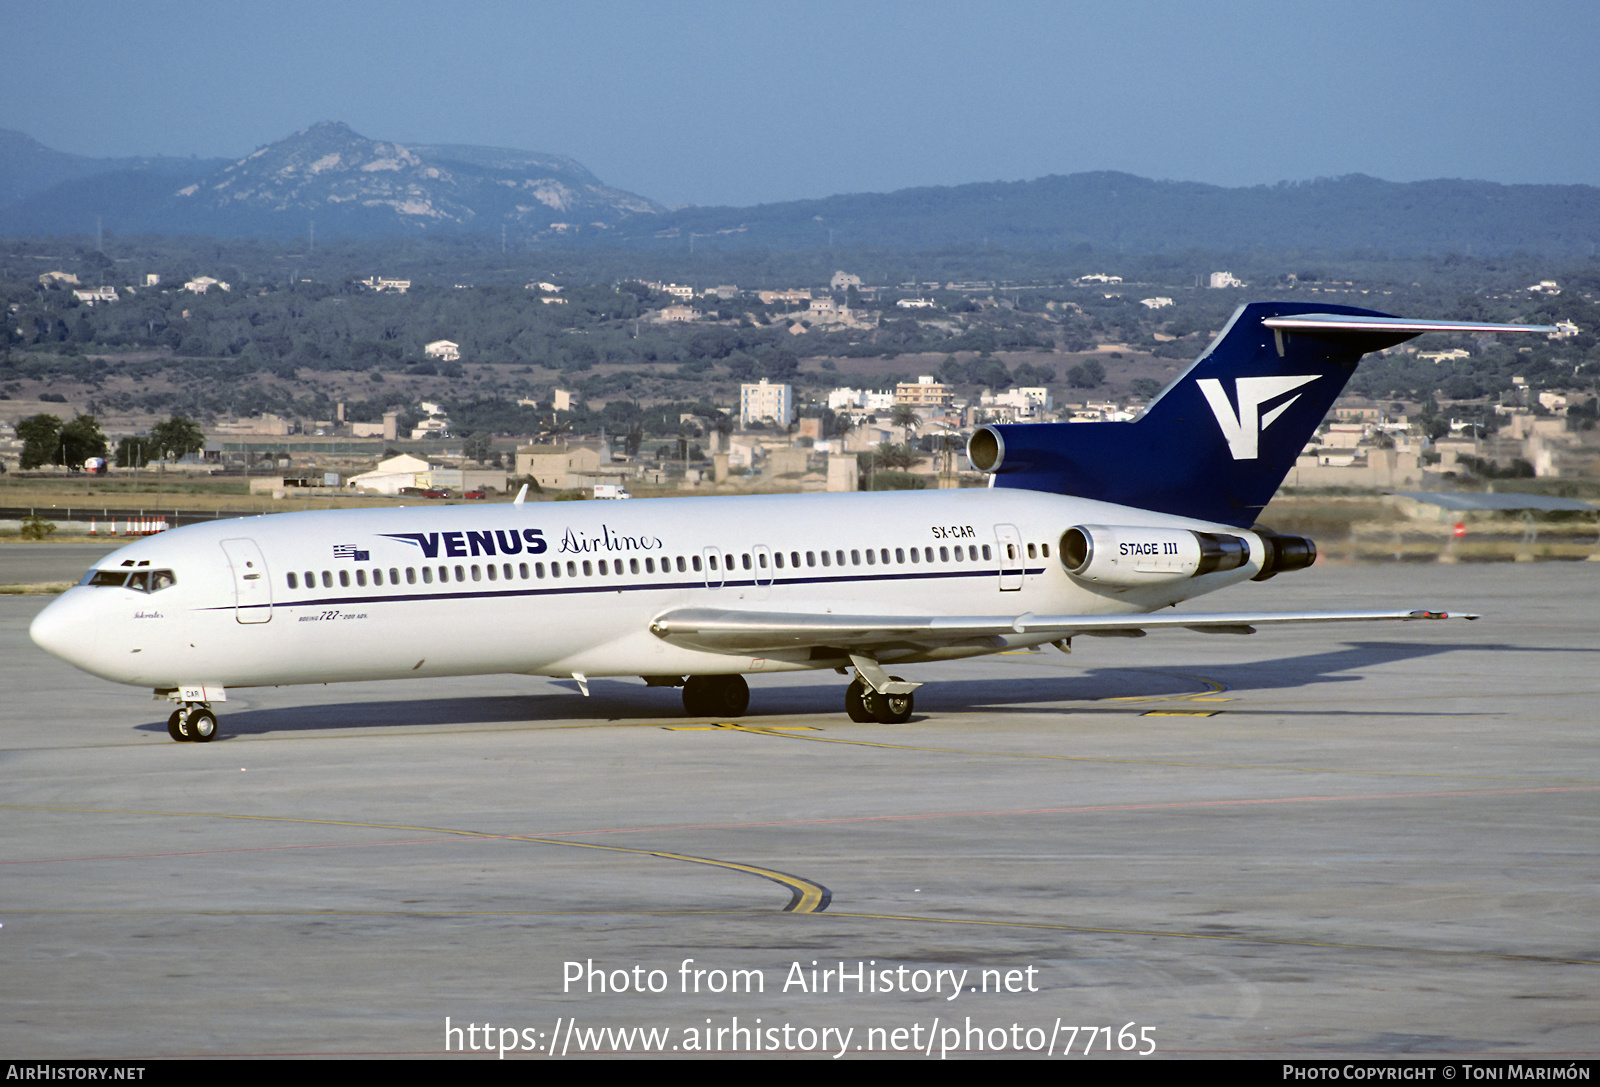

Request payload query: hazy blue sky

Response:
[5,1,1596,207]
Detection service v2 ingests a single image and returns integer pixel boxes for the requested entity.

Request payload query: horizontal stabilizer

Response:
[1262,314,1557,337]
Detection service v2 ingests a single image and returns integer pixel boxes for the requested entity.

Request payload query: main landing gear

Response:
[681,674,750,717]
[844,676,914,724]
[166,703,218,743]
[672,660,918,724]
[845,654,921,724]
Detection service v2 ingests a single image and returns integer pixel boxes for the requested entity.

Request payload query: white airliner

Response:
[29,304,1551,742]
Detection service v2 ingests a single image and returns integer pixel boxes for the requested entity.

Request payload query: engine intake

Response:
[1059,525,1251,588]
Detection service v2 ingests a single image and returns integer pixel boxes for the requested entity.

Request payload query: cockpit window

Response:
[83,568,175,592]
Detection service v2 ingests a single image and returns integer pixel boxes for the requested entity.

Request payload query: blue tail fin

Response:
[969,303,1545,527]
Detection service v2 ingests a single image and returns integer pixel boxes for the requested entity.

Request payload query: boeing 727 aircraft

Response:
[29,303,1552,741]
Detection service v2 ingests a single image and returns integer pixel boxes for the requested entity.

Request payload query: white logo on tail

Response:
[1197,375,1319,460]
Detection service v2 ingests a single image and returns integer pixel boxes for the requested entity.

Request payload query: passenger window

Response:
[582,561,592,577]
[455,565,465,581]
[969,545,979,561]
[820,551,831,567]
[339,570,350,588]
[390,568,400,583]
[940,547,949,562]
[1041,543,1050,558]
[322,571,332,588]
[438,567,449,583]
[896,548,905,563]
[806,551,816,567]
[880,548,890,564]
[909,548,919,564]
[774,553,783,568]
[630,558,640,574]
[533,563,543,578]
[924,547,934,561]
[471,565,481,582]
[645,557,655,573]
[372,569,382,586]
[953,547,963,562]
[549,563,560,579]
[519,563,528,579]
[1027,543,1037,559]
[567,562,577,577]
[982,545,992,560]
[791,551,801,567]
[691,556,701,572]
[422,568,433,584]
[287,572,299,590]
[742,554,751,570]
[598,560,608,576]
[406,567,416,584]
[861,549,871,565]
[355,569,366,587]
[485,565,495,581]
[835,550,845,565]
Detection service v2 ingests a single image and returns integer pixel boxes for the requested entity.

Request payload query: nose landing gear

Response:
[166,703,218,743]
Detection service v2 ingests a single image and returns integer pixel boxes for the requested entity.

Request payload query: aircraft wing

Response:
[649,607,1476,655]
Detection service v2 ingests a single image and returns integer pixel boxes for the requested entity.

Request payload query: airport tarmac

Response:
[2,554,1597,1059]
[0,540,124,585]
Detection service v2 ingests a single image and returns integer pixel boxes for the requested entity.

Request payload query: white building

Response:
[981,386,1053,418]
[347,454,434,495]
[740,379,794,428]
[360,276,411,293]
[1140,297,1174,309]
[424,340,460,362]
[1209,271,1245,289]
[827,387,896,413]
[830,271,863,291]
[896,297,935,309]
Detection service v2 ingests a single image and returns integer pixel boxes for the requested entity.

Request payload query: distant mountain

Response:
[3,123,1597,255]
[0,128,225,212]
[622,172,1600,257]
[0,122,662,239]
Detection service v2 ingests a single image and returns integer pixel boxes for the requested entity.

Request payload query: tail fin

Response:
[969,303,1553,527]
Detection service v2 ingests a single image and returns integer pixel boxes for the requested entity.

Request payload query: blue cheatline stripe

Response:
[209,566,1046,613]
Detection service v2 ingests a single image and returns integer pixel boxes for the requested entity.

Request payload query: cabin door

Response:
[751,544,773,599]
[220,538,273,623]
[701,546,725,589]
[993,524,1024,592]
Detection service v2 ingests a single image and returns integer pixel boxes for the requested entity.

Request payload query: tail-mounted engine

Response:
[1058,524,1317,587]
[1250,531,1317,581]
[1059,525,1251,588]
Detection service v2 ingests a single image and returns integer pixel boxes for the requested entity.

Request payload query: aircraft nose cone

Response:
[30,590,99,669]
